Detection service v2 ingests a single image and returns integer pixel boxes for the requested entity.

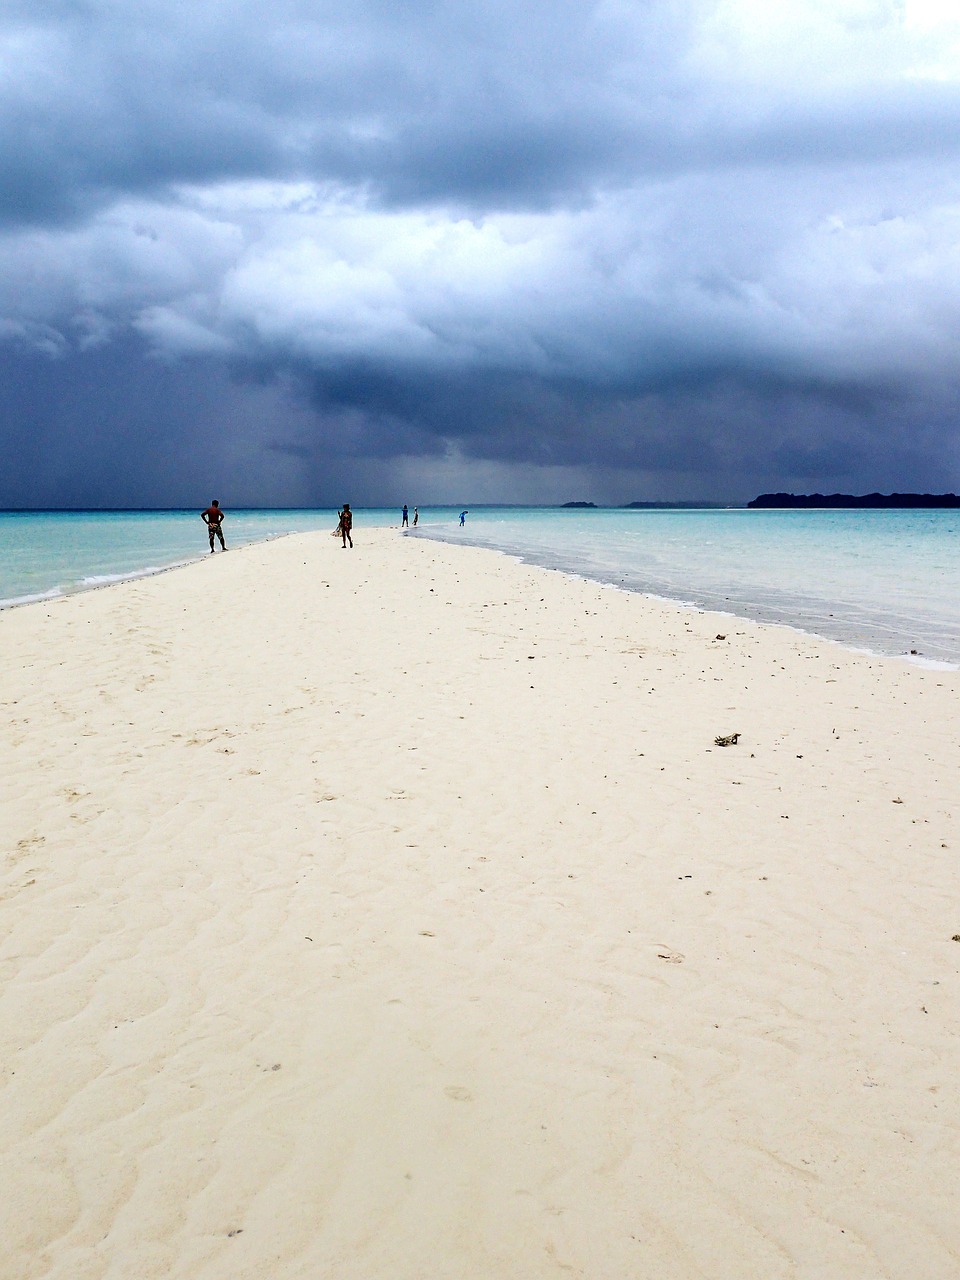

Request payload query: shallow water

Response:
[2,505,958,665]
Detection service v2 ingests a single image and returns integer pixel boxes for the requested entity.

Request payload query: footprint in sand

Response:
[445,1086,473,1102]
[10,835,45,865]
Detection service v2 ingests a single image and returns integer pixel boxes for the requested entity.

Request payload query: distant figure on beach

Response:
[459,510,468,526]
[201,500,226,552]
[402,504,409,527]
[413,507,419,527]
[338,504,353,548]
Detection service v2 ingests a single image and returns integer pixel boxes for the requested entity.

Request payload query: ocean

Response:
[2,506,958,666]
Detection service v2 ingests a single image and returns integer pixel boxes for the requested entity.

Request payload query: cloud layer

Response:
[3,0,960,504]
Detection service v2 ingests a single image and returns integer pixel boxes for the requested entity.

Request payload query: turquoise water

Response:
[2,506,958,666]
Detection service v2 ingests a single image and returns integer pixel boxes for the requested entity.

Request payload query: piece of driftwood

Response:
[714,733,740,747]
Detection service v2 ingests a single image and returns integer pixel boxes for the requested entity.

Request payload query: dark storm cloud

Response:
[1,0,687,225]
[8,0,960,227]
[3,0,960,504]
[267,355,957,492]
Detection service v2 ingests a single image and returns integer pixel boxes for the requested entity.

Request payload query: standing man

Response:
[413,507,419,527]
[201,500,226,552]
[402,504,409,527]
[338,503,353,548]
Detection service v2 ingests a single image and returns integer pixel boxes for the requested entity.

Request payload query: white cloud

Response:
[4,164,960,393]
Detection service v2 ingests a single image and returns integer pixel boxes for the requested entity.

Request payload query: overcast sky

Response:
[3,0,960,506]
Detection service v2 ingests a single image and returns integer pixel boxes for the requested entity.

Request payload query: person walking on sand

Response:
[459,510,468,526]
[402,504,409,527]
[338,503,353,548]
[201,500,226,552]
[413,507,419,527]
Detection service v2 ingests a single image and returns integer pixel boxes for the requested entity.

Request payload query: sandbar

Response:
[2,528,958,1278]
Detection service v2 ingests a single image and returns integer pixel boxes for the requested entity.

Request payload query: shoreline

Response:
[0,509,360,613]
[0,536,300,612]
[0,555,201,611]
[3,508,958,667]
[10,524,952,673]
[416,529,960,669]
[2,527,959,1278]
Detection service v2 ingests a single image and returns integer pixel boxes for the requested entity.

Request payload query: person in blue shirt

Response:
[402,504,409,527]
[459,510,468,526]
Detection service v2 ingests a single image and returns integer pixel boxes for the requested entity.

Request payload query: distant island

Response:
[749,492,960,509]
[561,501,597,508]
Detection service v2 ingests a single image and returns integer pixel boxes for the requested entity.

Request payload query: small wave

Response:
[0,587,64,609]
[901,654,959,671]
[80,566,168,586]
[78,560,194,588]
[81,572,143,586]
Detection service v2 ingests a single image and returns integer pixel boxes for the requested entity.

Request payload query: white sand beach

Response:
[2,528,958,1279]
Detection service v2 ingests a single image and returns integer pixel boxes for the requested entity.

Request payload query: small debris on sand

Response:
[715,732,740,747]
